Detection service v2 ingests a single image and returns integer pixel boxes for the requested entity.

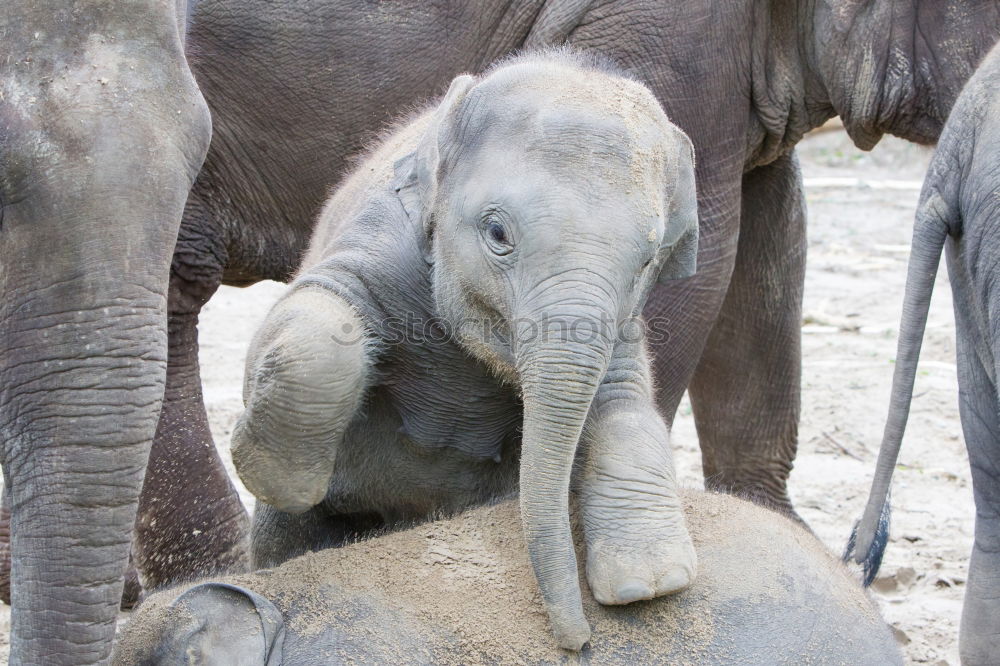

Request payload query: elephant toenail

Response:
[614,579,655,603]
[657,566,694,595]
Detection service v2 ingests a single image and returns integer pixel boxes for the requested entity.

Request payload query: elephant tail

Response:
[844,188,953,586]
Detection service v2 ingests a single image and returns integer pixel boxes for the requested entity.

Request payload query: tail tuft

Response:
[842,494,891,587]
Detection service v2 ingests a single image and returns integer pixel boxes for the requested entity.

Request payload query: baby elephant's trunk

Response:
[515,300,615,650]
[231,286,370,515]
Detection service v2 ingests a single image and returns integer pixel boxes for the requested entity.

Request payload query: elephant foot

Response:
[585,525,696,605]
[231,288,368,516]
[578,409,698,606]
[231,414,333,515]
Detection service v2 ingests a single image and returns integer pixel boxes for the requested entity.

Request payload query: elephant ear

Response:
[657,128,699,284]
[149,583,286,665]
[393,73,477,237]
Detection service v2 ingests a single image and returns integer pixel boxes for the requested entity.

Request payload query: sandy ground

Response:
[0,128,971,664]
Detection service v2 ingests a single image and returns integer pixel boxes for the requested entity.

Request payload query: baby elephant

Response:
[230,51,699,649]
[847,43,1000,665]
[115,490,902,665]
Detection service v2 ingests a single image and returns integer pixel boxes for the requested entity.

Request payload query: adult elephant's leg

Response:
[686,153,806,515]
[0,3,211,662]
[957,329,1000,665]
[645,172,743,432]
[0,489,8,605]
[1,486,139,609]
[133,213,250,591]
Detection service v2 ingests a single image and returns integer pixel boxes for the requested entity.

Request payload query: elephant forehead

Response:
[454,157,660,232]
[528,111,634,164]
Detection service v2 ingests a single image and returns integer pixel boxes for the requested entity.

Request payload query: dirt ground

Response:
[0,128,971,664]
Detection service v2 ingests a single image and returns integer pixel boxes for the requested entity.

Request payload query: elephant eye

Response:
[482,214,514,256]
[488,222,507,244]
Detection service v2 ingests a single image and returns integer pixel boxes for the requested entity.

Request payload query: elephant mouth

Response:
[455,294,517,380]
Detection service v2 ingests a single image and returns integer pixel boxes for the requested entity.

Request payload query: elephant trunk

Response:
[515,300,614,650]
[231,286,370,515]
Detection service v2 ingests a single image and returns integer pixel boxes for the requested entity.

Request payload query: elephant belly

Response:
[326,390,522,524]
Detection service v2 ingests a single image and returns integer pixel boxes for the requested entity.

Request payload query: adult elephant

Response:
[1,1,998,664]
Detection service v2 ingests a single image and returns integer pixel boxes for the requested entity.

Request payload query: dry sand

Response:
[0,128,968,664]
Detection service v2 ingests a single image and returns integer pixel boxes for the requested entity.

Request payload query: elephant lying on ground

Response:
[115,490,903,665]
[846,42,1000,665]
[231,51,699,650]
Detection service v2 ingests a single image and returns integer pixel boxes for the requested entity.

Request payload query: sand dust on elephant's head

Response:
[222,493,811,663]
[214,497,717,664]
[118,490,886,664]
[682,490,880,625]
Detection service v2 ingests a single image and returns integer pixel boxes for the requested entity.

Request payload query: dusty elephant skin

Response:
[164,4,1000,554]
[0,1,220,663]
[114,490,903,665]
[1,1,999,664]
[847,42,1000,665]
[232,52,699,650]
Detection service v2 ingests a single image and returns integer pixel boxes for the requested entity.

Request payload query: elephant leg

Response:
[251,501,384,569]
[686,152,806,516]
[0,484,139,609]
[956,331,1000,665]
[1,481,141,612]
[0,488,7,606]
[1,5,211,661]
[230,285,373,515]
[133,217,250,591]
[578,341,696,606]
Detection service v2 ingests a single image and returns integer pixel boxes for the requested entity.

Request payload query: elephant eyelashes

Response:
[482,214,514,256]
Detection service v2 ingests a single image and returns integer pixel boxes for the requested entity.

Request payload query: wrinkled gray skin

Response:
[115,490,903,665]
[847,42,1000,665]
[3,1,999,663]
[232,53,700,650]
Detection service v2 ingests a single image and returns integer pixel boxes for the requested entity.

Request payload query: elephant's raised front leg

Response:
[231,285,372,515]
[578,340,696,605]
[133,233,250,592]
[688,152,807,516]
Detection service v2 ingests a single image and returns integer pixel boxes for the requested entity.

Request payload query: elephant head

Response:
[111,583,286,665]
[392,54,698,648]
